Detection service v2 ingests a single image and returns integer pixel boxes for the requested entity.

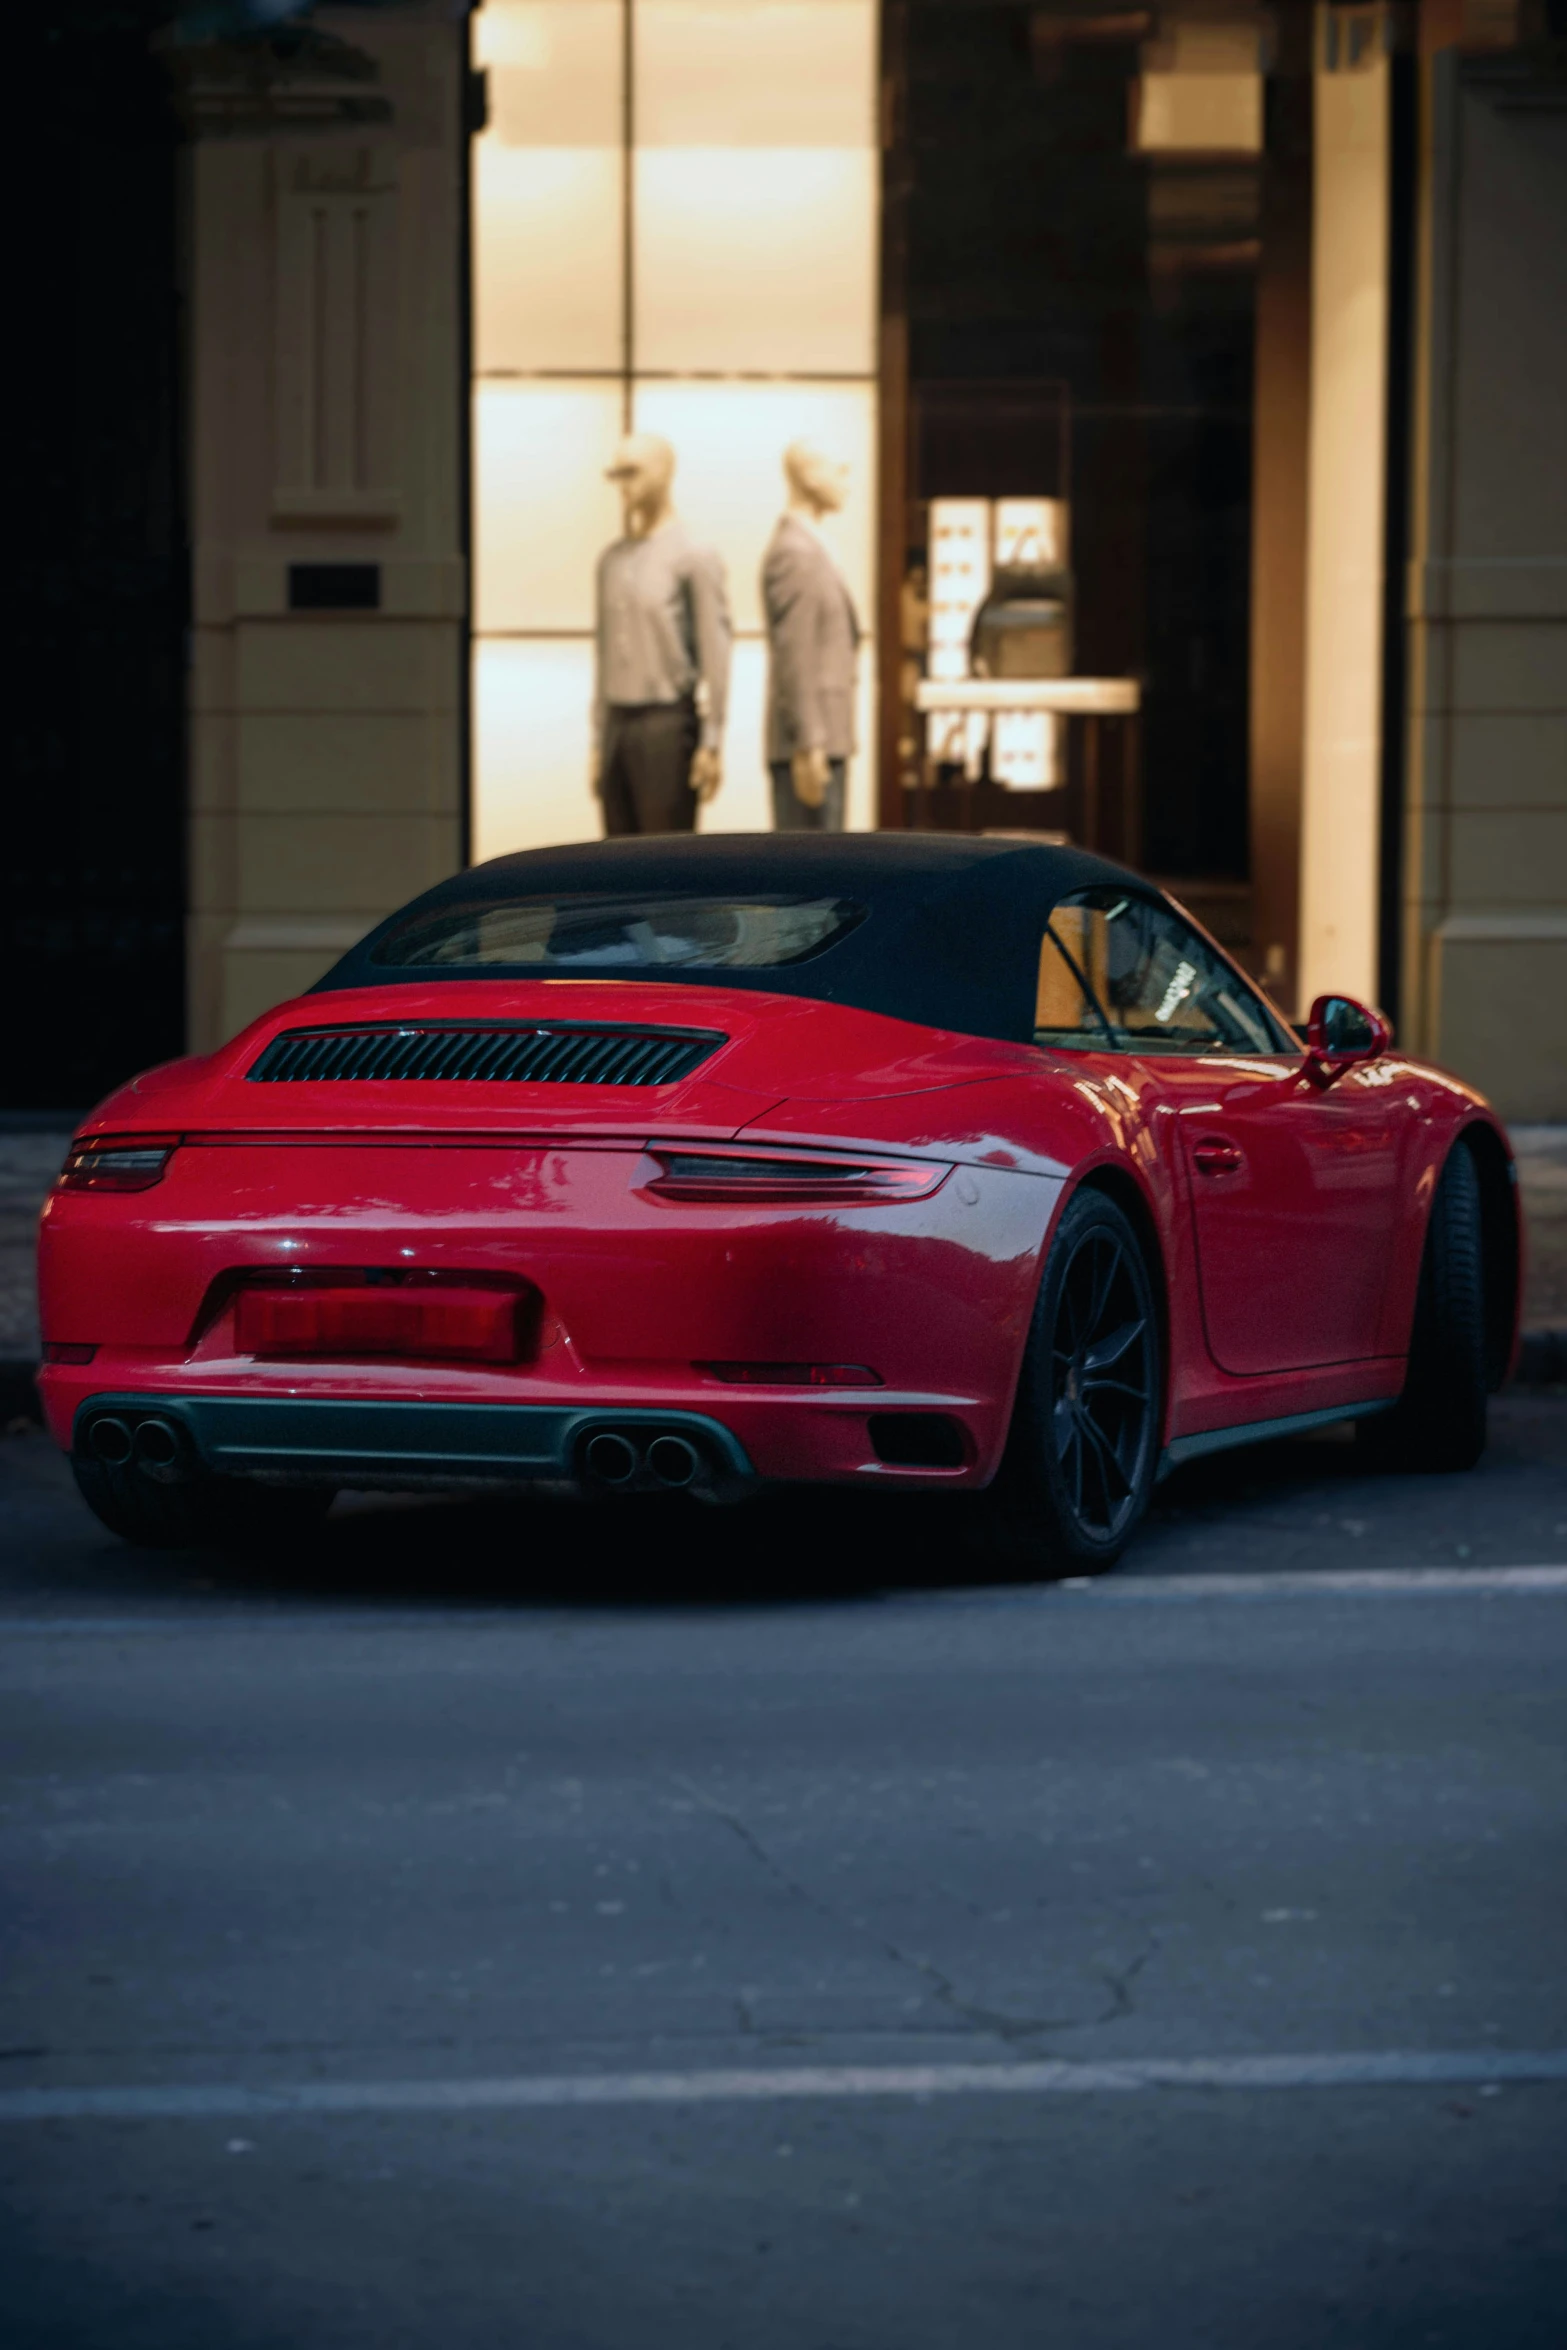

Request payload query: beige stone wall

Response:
[1402,52,1567,1120]
[186,7,467,1051]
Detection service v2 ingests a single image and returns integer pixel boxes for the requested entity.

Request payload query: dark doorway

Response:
[5,5,187,1111]
[883,1,1259,919]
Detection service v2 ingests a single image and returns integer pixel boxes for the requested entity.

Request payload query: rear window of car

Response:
[369,894,867,972]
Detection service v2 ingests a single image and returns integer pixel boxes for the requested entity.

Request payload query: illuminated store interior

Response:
[472,0,1416,1022]
[472,0,880,855]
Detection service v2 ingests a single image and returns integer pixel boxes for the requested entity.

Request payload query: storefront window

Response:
[887,1,1268,914]
[473,0,880,857]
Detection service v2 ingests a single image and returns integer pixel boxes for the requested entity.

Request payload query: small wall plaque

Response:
[288,563,381,611]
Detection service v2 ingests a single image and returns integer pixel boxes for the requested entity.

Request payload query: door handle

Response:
[1192,1137,1244,1177]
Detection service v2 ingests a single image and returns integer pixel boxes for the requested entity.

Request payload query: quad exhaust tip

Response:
[85,1412,190,1482]
[87,1414,133,1466]
[583,1431,640,1488]
[580,1428,707,1492]
[132,1417,185,1479]
[645,1435,700,1490]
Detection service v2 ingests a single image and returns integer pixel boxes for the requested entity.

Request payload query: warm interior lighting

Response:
[474,148,624,373]
[1134,73,1263,155]
[475,382,625,635]
[1132,22,1263,156]
[634,149,877,374]
[473,640,601,863]
[472,0,879,857]
[473,1,622,370]
[1298,34,1390,1011]
[636,0,876,147]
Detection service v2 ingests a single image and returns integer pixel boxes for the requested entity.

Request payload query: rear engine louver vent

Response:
[247,1023,724,1087]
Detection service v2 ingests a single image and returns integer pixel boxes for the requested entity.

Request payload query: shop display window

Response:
[474,149,624,374]
[635,0,874,145]
[889,6,1264,885]
[472,0,879,854]
[472,639,598,862]
[474,0,623,373]
[473,382,624,634]
[634,148,876,375]
[630,381,874,635]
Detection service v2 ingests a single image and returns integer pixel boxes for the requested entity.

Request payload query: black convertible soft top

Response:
[314,833,1149,1046]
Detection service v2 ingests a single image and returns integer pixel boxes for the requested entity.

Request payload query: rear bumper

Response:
[39,1144,1053,1491]
[70,1391,757,1499]
[56,1377,997,1495]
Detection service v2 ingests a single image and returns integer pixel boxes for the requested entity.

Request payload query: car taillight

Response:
[57,1136,181,1193]
[642,1150,949,1204]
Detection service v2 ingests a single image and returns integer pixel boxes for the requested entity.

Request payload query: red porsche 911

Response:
[38,835,1519,1574]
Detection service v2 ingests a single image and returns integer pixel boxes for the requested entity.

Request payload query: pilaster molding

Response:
[272,141,402,529]
[183,2,468,1053]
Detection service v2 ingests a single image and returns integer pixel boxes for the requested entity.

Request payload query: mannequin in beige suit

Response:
[760,442,860,831]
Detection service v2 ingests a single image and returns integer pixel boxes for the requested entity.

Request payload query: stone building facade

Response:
[7,0,1567,1121]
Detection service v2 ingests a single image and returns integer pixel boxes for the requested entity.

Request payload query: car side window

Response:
[1034,916,1114,1050]
[1036,891,1295,1057]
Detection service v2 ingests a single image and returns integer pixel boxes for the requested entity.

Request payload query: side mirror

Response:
[1305,993,1392,1084]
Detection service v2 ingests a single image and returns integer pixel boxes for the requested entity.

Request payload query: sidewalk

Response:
[0,1127,77,1388]
[4,1121,1567,1405]
[1513,1127,1567,1327]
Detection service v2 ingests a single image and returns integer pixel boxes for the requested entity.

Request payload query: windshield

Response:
[370,894,866,973]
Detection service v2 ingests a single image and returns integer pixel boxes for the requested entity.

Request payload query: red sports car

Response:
[37,836,1520,1573]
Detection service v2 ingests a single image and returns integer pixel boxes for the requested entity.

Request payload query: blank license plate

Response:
[235,1286,522,1364]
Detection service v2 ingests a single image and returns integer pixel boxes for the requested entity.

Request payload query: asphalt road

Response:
[3,1398,1567,2348]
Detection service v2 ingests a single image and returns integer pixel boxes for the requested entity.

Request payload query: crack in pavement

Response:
[1094,1929,1161,2026]
[668,1773,1134,2047]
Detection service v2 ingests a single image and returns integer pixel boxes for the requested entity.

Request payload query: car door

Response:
[1046,890,1413,1376]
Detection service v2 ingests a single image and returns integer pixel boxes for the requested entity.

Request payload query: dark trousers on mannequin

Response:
[770,757,847,832]
[600,700,700,836]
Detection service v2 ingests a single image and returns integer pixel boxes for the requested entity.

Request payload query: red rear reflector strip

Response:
[645,1151,947,1203]
[697,1362,883,1387]
[236,1286,521,1365]
[42,1343,98,1366]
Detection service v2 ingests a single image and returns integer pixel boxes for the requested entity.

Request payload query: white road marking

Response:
[1075,1567,1567,1598]
[2,2050,1565,2122]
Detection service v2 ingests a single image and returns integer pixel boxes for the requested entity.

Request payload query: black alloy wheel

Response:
[980,1188,1161,1576]
[1049,1223,1156,1541]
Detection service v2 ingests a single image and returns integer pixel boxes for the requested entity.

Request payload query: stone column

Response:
[182,5,468,1049]
[1402,40,1567,1119]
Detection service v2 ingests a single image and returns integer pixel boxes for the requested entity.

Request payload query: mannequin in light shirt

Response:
[592,434,731,835]
[761,442,861,831]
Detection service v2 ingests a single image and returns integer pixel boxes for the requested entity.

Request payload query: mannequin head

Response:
[783,441,849,520]
[606,433,676,537]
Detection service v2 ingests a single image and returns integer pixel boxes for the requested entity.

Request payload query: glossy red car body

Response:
[37,838,1520,1514]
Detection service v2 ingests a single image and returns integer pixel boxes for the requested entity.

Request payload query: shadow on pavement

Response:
[3,1390,1566,1616]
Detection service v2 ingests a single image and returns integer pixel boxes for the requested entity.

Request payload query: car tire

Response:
[72,1455,334,1552]
[977,1187,1162,1578]
[1363,1139,1488,1474]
